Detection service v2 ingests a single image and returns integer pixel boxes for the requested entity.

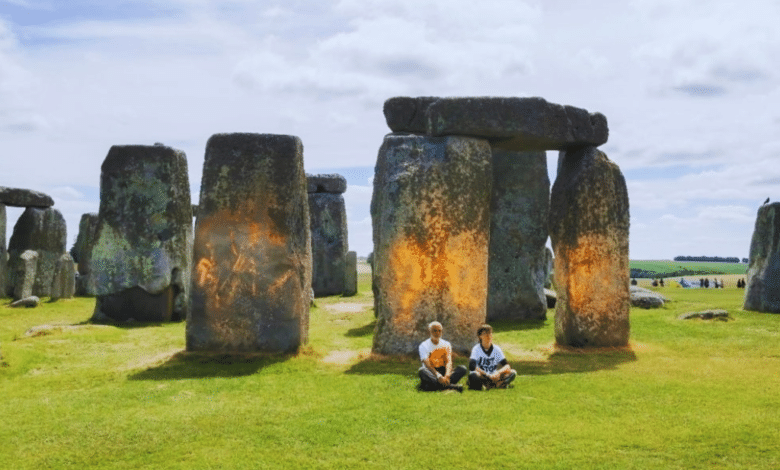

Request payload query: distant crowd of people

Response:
[631,277,747,288]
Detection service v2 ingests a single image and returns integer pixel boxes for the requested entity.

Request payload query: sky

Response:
[0,0,778,259]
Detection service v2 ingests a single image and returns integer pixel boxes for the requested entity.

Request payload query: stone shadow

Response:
[344,354,418,376]
[84,319,181,330]
[517,348,637,376]
[128,352,288,380]
[344,347,636,377]
[345,320,376,337]
[490,318,549,333]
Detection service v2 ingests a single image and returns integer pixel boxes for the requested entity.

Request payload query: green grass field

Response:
[1,273,779,469]
[630,260,749,279]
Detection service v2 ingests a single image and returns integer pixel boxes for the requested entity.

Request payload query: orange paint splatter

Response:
[383,224,488,335]
[554,233,630,346]
[193,204,292,314]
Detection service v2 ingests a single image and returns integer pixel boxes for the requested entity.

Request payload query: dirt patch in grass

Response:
[502,345,550,362]
[23,323,112,338]
[323,302,370,314]
[322,348,371,365]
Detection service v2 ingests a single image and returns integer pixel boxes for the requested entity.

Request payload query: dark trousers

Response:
[468,370,516,390]
[468,372,494,390]
[418,365,467,391]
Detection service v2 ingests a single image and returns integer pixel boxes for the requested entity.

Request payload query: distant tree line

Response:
[673,256,743,263]
[630,268,733,279]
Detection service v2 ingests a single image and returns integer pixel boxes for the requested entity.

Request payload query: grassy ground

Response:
[1,274,779,469]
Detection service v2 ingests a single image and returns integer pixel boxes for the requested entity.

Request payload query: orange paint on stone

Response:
[385,226,487,335]
[563,234,629,317]
[193,205,288,312]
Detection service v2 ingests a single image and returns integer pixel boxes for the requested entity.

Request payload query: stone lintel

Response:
[306,173,347,194]
[0,187,54,208]
[383,96,608,151]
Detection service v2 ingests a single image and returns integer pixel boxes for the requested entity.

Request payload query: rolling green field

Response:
[630,260,749,279]
[1,274,779,469]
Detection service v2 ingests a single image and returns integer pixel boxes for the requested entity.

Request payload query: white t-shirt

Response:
[470,343,506,374]
[419,338,452,369]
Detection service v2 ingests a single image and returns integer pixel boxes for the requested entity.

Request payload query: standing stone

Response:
[188,133,311,353]
[14,250,38,301]
[549,146,630,347]
[544,246,554,289]
[50,253,76,300]
[307,174,348,297]
[487,150,549,322]
[743,202,780,313]
[7,207,66,297]
[371,134,492,355]
[73,213,99,296]
[344,251,358,297]
[90,144,192,322]
[0,203,5,297]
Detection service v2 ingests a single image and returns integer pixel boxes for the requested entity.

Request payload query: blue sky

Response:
[1,0,779,258]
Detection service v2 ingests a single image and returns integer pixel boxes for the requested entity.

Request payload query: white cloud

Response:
[50,186,85,200]
[630,0,780,98]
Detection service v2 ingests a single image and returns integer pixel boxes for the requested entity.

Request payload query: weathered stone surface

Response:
[50,253,76,300]
[344,251,357,297]
[73,213,99,296]
[549,146,630,347]
[0,203,5,297]
[744,202,780,313]
[371,134,492,355]
[544,247,554,289]
[383,96,440,133]
[90,144,192,322]
[7,207,66,297]
[188,133,311,353]
[10,296,39,308]
[426,97,608,151]
[309,191,348,296]
[630,285,669,300]
[0,186,54,208]
[13,250,38,300]
[678,309,729,320]
[93,286,174,323]
[631,291,664,309]
[487,150,549,322]
[307,174,347,194]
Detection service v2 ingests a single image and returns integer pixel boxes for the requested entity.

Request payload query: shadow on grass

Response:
[518,348,637,376]
[128,352,289,380]
[85,315,188,329]
[344,354,418,376]
[344,347,637,377]
[345,321,376,337]
[490,319,549,333]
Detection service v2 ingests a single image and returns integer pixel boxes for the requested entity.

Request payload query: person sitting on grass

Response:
[468,324,517,391]
[418,321,467,393]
